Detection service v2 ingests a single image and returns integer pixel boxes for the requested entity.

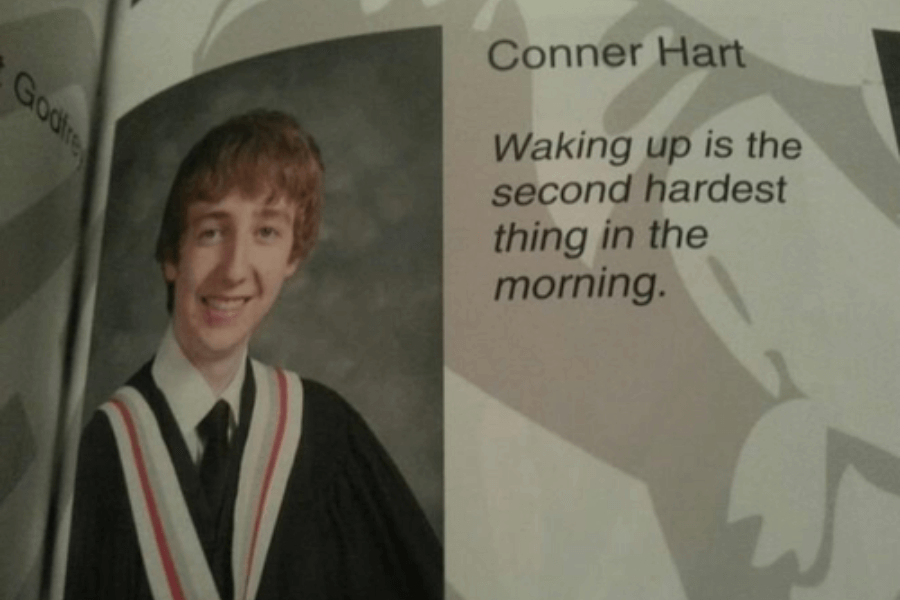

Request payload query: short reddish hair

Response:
[155,109,324,269]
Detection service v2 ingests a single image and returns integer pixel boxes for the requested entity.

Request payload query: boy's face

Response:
[164,188,300,368]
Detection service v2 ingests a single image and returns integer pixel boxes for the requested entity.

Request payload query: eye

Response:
[258,225,282,240]
[197,227,223,244]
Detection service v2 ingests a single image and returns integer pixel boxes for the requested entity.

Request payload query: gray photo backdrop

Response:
[84,27,443,534]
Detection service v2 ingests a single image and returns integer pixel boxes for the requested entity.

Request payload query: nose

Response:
[221,233,251,284]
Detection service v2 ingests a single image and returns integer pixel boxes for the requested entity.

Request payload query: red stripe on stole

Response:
[111,399,187,600]
[242,368,289,597]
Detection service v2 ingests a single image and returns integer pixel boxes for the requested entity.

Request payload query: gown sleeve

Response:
[330,394,442,600]
[260,380,443,600]
[63,412,151,600]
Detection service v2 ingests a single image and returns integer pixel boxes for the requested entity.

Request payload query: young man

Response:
[65,110,442,600]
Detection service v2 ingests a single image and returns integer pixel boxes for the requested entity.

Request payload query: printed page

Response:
[0,2,110,599]
[62,1,900,599]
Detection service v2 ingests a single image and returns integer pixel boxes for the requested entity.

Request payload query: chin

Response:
[196,330,250,359]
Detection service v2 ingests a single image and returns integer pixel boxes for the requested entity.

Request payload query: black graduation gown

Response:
[64,361,442,600]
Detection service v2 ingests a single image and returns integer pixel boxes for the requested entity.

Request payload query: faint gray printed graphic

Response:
[602,5,900,600]
[0,8,101,600]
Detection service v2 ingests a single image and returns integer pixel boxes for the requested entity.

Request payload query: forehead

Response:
[186,189,296,223]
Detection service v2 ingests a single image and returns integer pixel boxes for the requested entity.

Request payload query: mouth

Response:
[203,296,248,311]
[201,296,249,323]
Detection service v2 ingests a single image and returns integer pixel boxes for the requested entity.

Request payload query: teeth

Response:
[205,297,245,311]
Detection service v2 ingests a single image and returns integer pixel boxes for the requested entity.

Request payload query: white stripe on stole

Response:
[102,389,220,600]
[232,361,304,600]
[101,363,304,600]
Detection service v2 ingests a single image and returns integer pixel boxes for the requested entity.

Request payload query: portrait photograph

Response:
[71,27,442,599]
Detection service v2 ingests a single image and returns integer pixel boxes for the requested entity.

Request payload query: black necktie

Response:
[198,399,231,512]
[198,400,235,600]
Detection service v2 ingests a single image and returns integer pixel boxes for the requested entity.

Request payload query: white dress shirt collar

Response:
[151,325,246,457]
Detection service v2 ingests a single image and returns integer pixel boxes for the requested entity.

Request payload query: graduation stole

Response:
[100,361,304,600]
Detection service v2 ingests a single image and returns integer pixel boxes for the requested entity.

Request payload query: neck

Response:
[192,351,244,396]
[171,329,246,396]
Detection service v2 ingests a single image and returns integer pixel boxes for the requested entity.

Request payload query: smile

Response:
[202,296,249,312]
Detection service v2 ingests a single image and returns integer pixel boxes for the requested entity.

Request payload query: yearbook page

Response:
[447,3,900,600]
[0,2,110,599]
[44,0,900,599]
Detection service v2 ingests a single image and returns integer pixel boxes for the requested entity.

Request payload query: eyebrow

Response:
[189,205,292,223]
[191,211,229,224]
[255,206,293,224]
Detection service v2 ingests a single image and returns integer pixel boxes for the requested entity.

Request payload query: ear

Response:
[163,260,178,282]
[284,256,301,278]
